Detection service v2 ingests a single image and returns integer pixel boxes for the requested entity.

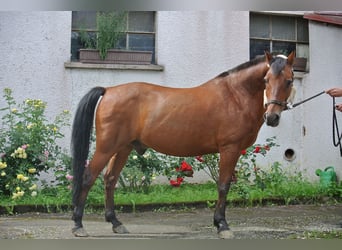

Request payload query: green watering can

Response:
[315,166,337,188]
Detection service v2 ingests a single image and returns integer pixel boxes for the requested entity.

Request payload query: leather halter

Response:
[265,99,288,109]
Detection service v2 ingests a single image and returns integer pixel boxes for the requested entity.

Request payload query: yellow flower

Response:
[17,174,24,180]
[11,108,18,113]
[29,184,37,190]
[132,155,138,160]
[0,161,7,169]
[28,168,36,174]
[12,191,25,199]
[1,171,6,177]
[52,127,58,132]
[31,191,37,197]
[16,186,21,191]
[22,176,29,182]
[22,152,27,159]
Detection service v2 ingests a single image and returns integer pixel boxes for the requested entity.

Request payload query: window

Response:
[71,11,156,64]
[250,12,309,62]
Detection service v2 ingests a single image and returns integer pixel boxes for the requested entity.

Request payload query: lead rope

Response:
[286,90,325,110]
[332,97,342,156]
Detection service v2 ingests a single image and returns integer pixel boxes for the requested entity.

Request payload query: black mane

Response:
[216,54,287,78]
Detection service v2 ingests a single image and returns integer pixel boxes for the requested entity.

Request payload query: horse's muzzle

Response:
[264,112,280,127]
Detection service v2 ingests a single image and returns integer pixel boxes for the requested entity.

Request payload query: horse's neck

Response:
[232,62,268,95]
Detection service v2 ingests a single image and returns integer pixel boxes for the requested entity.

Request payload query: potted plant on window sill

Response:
[293,57,307,72]
[79,12,153,65]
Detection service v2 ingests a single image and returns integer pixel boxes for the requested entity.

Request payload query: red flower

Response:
[180,161,192,171]
[170,180,181,187]
[180,161,193,177]
[241,149,247,155]
[170,177,184,187]
[264,145,270,151]
[177,177,184,183]
[253,146,261,153]
[195,155,204,162]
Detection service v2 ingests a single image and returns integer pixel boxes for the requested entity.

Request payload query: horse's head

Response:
[263,51,296,127]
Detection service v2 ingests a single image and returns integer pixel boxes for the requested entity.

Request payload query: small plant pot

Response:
[79,49,153,65]
[293,57,307,72]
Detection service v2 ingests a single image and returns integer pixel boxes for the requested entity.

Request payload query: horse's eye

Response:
[286,79,293,86]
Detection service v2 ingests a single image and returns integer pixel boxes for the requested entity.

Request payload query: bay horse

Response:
[71,51,295,238]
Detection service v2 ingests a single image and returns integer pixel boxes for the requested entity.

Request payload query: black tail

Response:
[71,86,106,206]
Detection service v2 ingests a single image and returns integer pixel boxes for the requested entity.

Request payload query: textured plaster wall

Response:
[255,21,342,181]
[67,11,250,108]
[0,12,72,120]
[1,11,341,182]
[301,21,342,180]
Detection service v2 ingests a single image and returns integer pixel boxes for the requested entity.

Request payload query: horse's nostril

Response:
[265,113,280,127]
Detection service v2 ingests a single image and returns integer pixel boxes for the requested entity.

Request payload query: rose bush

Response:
[193,136,279,184]
[0,88,71,199]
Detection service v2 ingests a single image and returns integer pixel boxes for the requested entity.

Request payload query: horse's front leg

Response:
[104,147,132,234]
[214,148,240,239]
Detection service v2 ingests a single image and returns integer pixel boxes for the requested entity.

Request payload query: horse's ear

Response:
[264,51,273,65]
[287,51,296,65]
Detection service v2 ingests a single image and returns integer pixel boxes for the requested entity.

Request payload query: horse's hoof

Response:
[218,229,234,239]
[113,224,129,234]
[72,227,89,237]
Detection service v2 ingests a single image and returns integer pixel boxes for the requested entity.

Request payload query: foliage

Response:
[118,149,196,192]
[80,11,127,60]
[0,88,71,199]
[118,149,161,193]
[193,136,279,184]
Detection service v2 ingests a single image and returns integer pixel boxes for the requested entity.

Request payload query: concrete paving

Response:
[1,204,341,239]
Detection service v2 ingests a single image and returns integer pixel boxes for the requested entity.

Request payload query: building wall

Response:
[0,12,72,120]
[301,21,342,180]
[1,11,341,183]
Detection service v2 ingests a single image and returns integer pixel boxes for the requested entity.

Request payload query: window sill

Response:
[294,71,307,79]
[64,61,164,71]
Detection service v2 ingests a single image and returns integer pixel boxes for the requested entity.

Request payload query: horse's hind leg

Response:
[72,151,112,237]
[104,146,132,234]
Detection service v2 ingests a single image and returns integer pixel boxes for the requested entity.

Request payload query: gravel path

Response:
[1,204,341,239]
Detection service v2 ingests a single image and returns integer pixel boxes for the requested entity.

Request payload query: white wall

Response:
[301,21,342,180]
[1,11,341,182]
[0,12,72,120]
[255,20,342,182]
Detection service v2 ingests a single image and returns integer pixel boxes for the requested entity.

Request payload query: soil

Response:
[0,204,341,239]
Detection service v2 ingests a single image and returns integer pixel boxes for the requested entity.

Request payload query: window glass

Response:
[250,14,269,38]
[272,41,296,55]
[250,39,270,59]
[70,11,156,63]
[272,16,295,40]
[297,18,309,42]
[249,12,309,66]
[72,11,97,30]
[128,11,155,32]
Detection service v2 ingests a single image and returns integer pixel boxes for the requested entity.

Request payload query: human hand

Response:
[336,103,342,112]
[326,88,342,97]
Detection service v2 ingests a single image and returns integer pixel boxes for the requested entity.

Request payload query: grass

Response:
[0,180,341,215]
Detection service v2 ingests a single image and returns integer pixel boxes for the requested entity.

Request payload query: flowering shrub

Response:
[118,149,162,192]
[117,148,196,190]
[236,136,279,188]
[169,160,194,187]
[194,137,279,185]
[0,88,71,199]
